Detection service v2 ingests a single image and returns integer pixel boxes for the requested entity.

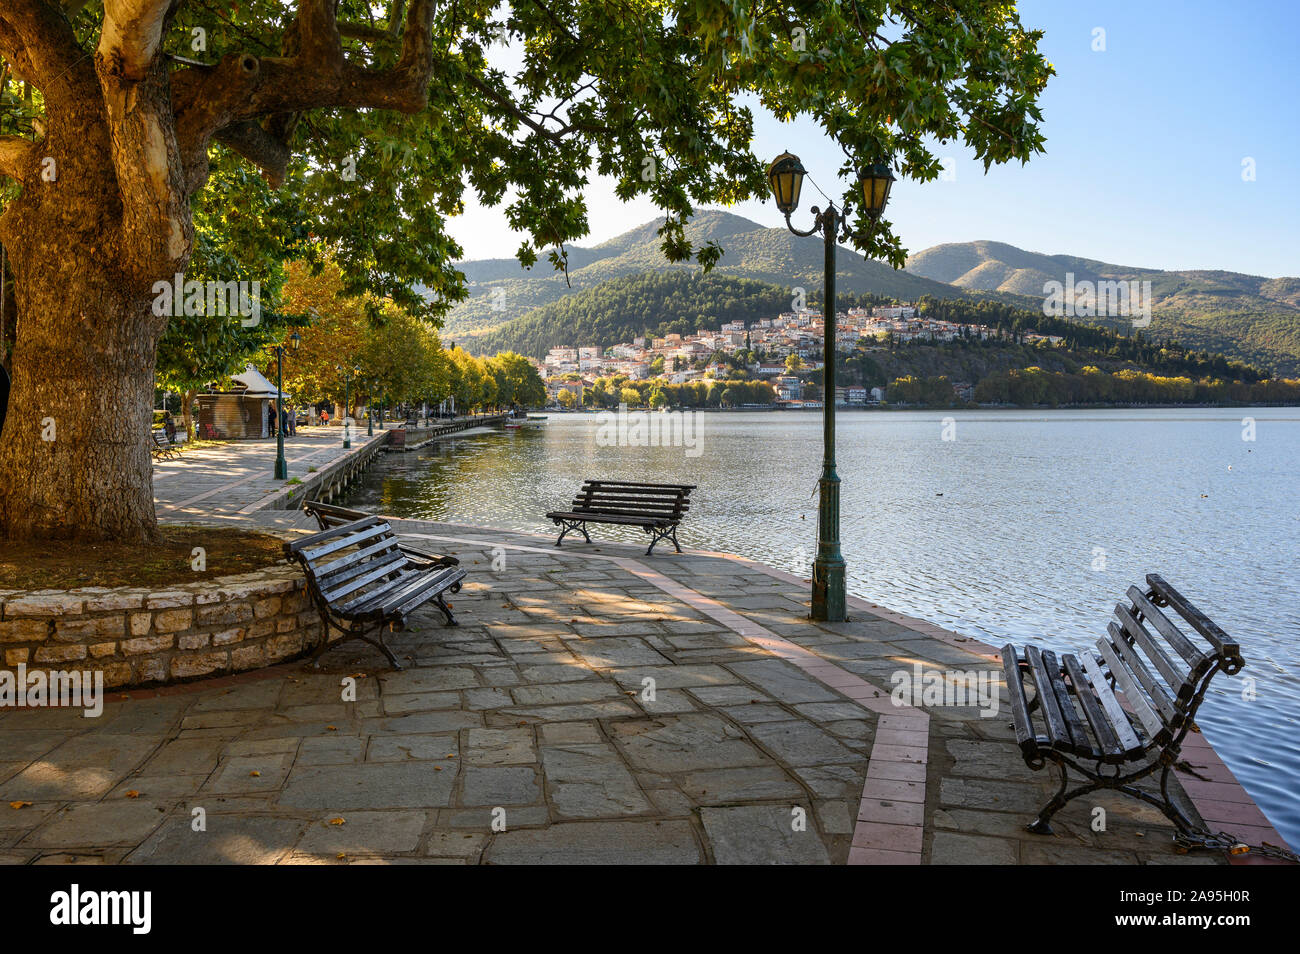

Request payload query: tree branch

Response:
[213,119,291,187]
[172,0,438,189]
[338,0,407,43]
[96,0,173,81]
[0,0,91,98]
[96,0,192,285]
[0,135,40,181]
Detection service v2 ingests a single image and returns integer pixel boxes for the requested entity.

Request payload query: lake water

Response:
[343,408,1300,848]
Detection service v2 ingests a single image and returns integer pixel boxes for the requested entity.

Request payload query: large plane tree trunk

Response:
[0,235,164,541]
[0,0,437,542]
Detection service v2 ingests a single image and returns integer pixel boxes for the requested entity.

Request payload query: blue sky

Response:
[450,0,1298,277]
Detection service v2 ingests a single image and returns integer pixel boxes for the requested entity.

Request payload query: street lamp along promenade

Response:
[271,330,301,480]
[767,151,895,622]
[336,364,359,449]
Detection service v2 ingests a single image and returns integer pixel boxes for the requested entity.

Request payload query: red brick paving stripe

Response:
[1190,798,1274,828]
[875,728,930,748]
[851,820,925,853]
[602,555,934,865]
[861,776,927,802]
[858,797,927,826]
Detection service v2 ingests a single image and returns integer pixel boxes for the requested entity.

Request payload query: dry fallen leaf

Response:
[329,817,346,826]
[249,770,261,777]
[9,801,32,810]
[124,790,141,799]
[326,725,337,731]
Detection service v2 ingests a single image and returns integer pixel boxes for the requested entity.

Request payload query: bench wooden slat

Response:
[571,496,689,509]
[1146,574,1239,660]
[1113,602,1192,700]
[322,554,408,608]
[572,495,691,509]
[344,568,433,616]
[303,500,367,529]
[572,502,687,515]
[1061,653,1125,759]
[583,480,695,490]
[1025,645,1074,751]
[546,510,667,526]
[1106,620,1179,724]
[337,567,423,616]
[299,519,392,562]
[1041,648,1091,756]
[1094,636,1168,745]
[565,507,680,520]
[1079,651,1144,754]
[1000,645,1040,762]
[386,566,467,618]
[286,515,386,555]
[315,549,406,601]
[316,537,402,583]
[302,502,460,566]
[1127,585,1209,677]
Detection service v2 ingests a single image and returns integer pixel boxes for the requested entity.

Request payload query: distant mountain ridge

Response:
[445,211,1300,376]
[443,210,1027,338]
[906,242,1300,375]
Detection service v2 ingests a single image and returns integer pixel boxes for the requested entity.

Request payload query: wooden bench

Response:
[284,515,466,669]
[150,431,180,461]
[1002,573,1243,836]
[546,480,695,555]
[301,500,460,570]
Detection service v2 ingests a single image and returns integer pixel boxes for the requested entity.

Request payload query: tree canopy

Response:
[0,0,1054,541]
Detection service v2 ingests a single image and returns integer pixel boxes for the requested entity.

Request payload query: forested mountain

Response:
[907,242,1300,376]
[465,271,794,357]
[446,211,1300,376]
[442,210,1023,337]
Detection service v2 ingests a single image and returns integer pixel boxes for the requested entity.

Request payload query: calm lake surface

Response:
[344,408,1300,847]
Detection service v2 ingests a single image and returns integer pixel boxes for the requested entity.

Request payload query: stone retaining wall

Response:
[0,565,321,688]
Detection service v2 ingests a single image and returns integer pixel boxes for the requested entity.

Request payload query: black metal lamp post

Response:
[768,151,894,621]
[337,364,358,449]
[272,331,302,479]
[367,379,375,437]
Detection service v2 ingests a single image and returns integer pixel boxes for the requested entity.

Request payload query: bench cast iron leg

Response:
[308,611,404,671]
[359,628,403,670]
[554,519,591,548]
[1027,761,1103,835]
[435,593,459,627]
[645,524,679,556]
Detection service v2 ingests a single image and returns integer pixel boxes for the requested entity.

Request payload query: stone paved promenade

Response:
[5,496,1280,863]
[153,426,378,519]
[1,435,1287,864]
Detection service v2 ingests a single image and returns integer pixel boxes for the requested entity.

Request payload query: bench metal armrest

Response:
[399,545,459,568]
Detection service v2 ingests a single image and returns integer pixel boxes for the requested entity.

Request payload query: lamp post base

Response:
[274,458,288,481]
[811,558,847,622]
[811,470,847,623]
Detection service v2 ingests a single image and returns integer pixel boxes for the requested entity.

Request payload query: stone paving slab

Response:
[1,516,1271,864]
